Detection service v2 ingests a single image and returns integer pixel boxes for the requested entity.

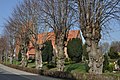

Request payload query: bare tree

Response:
[4,0,45,68]
[4,24,16,64]
[108,41,120,59]
[110,41,120,52]
[40,0,77,71]
[0,36,8,63]
[4,15,28,66]
[100,42,110,54]
[5,2,32,67]
[22,0,45,69]
[14,0,46,69]
[77,0,120,74]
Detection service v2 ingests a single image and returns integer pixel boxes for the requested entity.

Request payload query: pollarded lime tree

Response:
[5,0,45,68]
[40,0,77,71]
[77,0,120,74]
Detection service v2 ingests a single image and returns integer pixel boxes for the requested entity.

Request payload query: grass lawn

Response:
[28,62,35,68]
[3,59,20,65]
[64,63,87,73]
[12,60,20,65]
[27,60,35,68]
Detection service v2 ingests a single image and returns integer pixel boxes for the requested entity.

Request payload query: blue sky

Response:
[0,0,120,44]
[0,0,21,34]
[101,22,120,44]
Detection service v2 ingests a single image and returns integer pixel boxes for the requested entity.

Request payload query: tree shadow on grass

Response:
[65,64,80,72]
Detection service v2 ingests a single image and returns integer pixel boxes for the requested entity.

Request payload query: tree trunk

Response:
[5,52,8,63]
[20,44,28,67]
[64,46,70,61]
[56,34,65,71]
[9,56,13,64]
[35,50,42,69]
[56,45,65,71]
[86,39,104,74]
[10,50,14,64]
[21,53,28,67]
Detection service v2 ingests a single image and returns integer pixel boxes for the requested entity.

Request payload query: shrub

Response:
[108,62,114,72]
[72,72,119,80]
[42,40,53,63]
[108,47,119,59]
[84,61,89,72]
[103,54,109,72]
[43,70,74,79]
[67,38,83,63]
[46,61,56,69]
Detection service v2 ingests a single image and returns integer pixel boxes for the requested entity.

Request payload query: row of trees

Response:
[0,0,120,74]
[100,41,120,59]
[108,41,120,59]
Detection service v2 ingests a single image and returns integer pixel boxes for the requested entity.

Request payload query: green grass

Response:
[64,63,87,73]
[28,62,35,68]
[12,60,20,65]
[4,59,36,68]
[27,59,35,68]
[3,59,20,65]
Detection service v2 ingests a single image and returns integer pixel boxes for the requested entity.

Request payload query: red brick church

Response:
[15,30,81,59]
